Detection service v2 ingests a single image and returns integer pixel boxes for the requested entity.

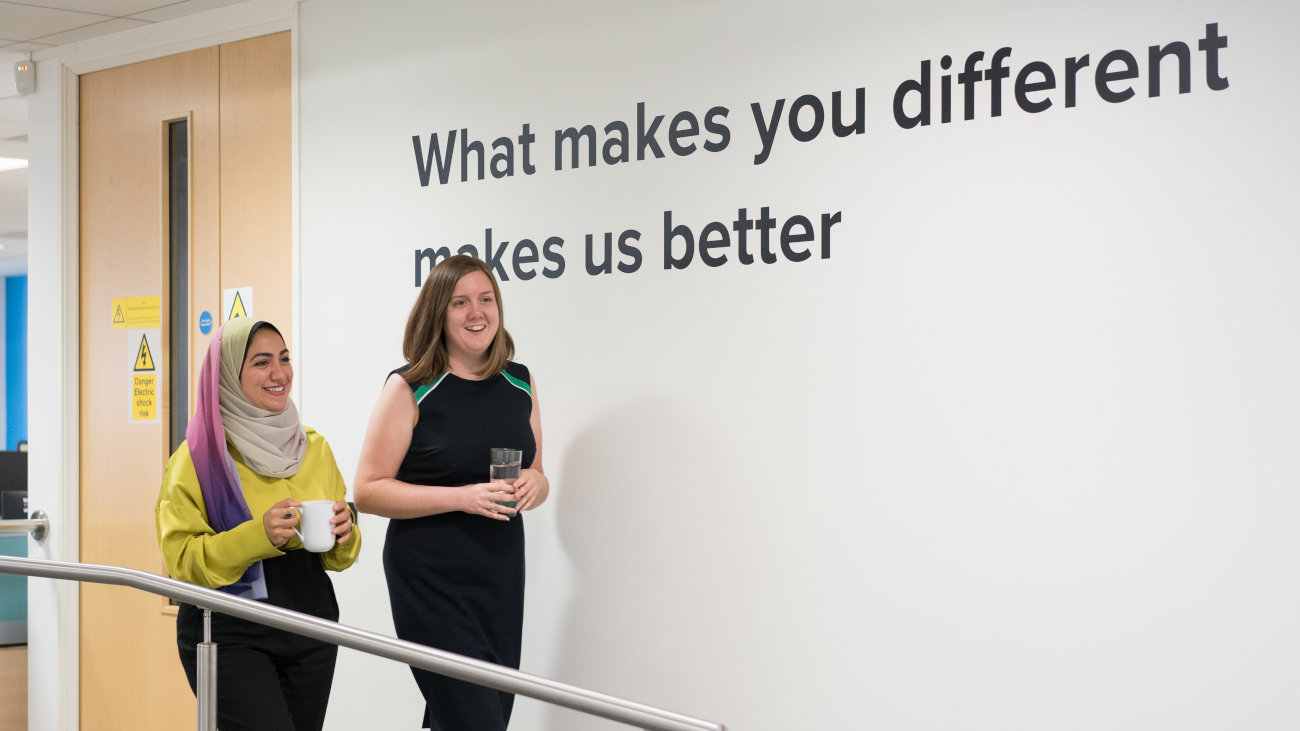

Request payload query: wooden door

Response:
[78,32,291,730]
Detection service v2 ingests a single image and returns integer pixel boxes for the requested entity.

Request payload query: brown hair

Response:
[401,255,514,384]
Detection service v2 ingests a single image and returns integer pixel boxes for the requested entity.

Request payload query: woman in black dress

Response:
[354,254,550,730]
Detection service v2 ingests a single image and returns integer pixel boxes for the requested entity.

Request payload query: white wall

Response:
[298,1,1300,729]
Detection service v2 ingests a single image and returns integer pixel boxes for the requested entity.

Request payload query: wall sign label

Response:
[222,287,254,323]
[127,328,160,423]
[111,296,161,329]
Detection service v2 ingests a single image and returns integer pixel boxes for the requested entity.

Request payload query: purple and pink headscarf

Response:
[186,317,305,599]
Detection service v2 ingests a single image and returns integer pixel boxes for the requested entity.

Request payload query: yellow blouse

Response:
[156,427,361,589]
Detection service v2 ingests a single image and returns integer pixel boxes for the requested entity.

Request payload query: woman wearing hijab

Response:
[156,317,360,731]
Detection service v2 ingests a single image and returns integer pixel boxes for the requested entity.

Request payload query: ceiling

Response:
[0,0,250,276]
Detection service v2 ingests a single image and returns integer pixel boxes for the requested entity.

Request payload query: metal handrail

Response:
[0,510,48,541]
[0,555,726,731]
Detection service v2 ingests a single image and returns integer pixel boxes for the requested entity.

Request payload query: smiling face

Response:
[443,270,500,366]
[239,327,293,411]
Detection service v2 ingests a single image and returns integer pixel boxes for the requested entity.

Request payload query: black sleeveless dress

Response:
[383,362,536,730]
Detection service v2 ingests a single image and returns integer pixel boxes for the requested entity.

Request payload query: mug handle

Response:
[289,506,305,543]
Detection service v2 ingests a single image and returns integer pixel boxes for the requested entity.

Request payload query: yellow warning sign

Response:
[228,291,249,320]
[222,287,254,324]
[126,328,160,422]
[132,373,157,421]
[111,296,161,329]
[134,334,156,372]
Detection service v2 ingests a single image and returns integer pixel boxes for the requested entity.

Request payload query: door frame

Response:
[26,1,298,727]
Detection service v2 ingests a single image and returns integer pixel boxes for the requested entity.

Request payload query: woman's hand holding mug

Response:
[330,500,354,546]
[262,498,344,551]
[263,498,302,548]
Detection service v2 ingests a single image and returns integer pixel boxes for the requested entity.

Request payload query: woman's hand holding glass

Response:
[462,481,518,521]
[511,468,547,512]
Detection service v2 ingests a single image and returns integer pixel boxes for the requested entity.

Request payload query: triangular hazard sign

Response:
[113,304,126,325]
[134,335,156,372]
[228,292,249,321]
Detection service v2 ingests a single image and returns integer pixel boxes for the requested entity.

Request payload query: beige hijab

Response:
[217,317,306,477]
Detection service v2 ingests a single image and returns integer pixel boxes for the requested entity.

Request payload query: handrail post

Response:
[196,609,217,731]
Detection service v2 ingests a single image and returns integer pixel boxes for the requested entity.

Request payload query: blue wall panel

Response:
[6,275,26,450]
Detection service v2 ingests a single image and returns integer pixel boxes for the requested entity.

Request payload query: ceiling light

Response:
[0,158,27,173]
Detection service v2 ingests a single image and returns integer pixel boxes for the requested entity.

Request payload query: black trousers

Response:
[176,551,341,730]
[178,610,338,731]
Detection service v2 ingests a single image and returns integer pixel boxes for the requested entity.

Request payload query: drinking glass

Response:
[490,447,522,509]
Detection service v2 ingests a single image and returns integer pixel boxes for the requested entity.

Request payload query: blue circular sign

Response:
[199,311,213,335]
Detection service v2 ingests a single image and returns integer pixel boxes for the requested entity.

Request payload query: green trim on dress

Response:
[414,372,450,404]
[501,369,531,396]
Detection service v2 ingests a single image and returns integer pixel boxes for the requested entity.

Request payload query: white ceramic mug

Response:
[292,500,336,552]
